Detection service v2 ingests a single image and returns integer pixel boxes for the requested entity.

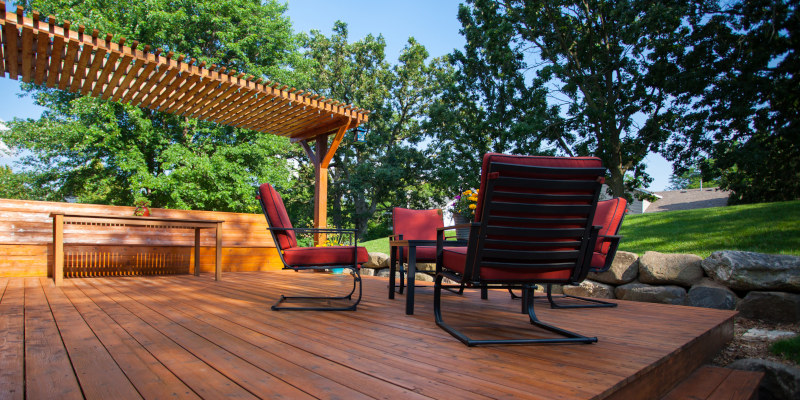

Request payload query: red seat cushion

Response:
[258,183,298,250]
[442,247,572,282]
[593,198,627,254]
[283,246,369,267]
[474,153,604,223]
[392,208,443,241]
[400,245,437,262]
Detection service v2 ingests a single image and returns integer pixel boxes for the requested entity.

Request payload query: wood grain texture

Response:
[0,199,281,277]
[2,272,738,399]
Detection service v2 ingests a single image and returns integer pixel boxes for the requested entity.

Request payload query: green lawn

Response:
[361,200,800,258]
[618,200,800,258]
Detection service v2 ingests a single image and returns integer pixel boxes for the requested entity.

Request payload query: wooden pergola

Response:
[0,2,368,231]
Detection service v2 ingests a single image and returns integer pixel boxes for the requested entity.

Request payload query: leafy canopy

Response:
[3,0,303,212]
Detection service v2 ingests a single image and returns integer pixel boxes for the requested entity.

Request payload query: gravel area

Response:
[712,317,800,367]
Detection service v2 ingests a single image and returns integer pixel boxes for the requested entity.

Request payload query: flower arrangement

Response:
[133,199,151,216]
[450,188,479,216]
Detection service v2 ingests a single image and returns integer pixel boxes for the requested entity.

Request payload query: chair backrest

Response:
[392,208,444,241]
[463,153,606,283]
[257,183,298,250]
[594,197,627,254]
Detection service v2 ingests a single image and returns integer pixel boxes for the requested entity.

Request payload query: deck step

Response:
[661,365,764,400]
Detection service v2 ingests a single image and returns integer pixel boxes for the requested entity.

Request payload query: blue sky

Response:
[1,0,673,190]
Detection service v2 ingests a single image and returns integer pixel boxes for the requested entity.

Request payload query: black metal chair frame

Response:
[433,160,604,346]
[257,189,362,311]
[510,212,626,309]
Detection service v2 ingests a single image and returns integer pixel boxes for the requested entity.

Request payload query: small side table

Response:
[389,238,437,315]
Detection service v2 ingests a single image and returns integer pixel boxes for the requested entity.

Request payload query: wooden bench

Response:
[661,365,764,400]
[51,213,223,285]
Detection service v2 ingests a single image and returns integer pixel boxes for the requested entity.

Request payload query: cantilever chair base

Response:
[434,276,598,347]
[509,285,619,309]
[272,267,362,311]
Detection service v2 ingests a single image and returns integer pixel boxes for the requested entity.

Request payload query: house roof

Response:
[646,187,730,213]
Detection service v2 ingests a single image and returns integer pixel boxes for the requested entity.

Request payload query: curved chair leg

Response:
[272,267,362,311]
[434,276,597,346]
[544,284,618,309]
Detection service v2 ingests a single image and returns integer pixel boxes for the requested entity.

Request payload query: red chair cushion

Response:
[283,246,369,267]
[591,252,605,271]
[442,247,572,282]
[474,153,604,223]
[258,183,297,249]
[593,198,627,253]
[392,208,443,241]
[400,246,437,262]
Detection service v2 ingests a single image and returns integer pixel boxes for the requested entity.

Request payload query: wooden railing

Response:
[0,199,282,277]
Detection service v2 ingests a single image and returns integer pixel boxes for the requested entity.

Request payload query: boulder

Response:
[562,280,615,299]
[728,358,800,400]
[736,291,800,323]
[376,268,401,280]
[413,272,435,282]
[360,268,377,277]
[639,251,704,287]
[687,278,740,310]
[615,281,687,305]
[364,252,389,269]
[589,251,639,285]
[702,251,800,292]
[415,262,436,272]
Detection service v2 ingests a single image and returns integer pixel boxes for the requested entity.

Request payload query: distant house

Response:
[599,185,661,214]
[645,188,730,213]
[599,185,730,214]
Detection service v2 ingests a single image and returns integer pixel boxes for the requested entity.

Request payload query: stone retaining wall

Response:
[365,250,800,324]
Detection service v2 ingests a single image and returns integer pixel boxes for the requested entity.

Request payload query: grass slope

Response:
[618,200,800,258]
[361,200,800,258]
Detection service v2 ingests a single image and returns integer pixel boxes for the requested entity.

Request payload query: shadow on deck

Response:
[0,271,736,399]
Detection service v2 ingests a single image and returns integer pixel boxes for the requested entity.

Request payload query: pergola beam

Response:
[0,1,369,232]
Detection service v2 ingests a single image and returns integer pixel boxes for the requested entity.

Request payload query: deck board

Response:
[1,271,737,400]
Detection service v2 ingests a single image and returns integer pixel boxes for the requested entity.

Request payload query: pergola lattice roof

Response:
[0,2,368,140]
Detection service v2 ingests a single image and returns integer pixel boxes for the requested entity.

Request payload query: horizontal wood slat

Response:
[0,199,282,277]
[0,2,368,139]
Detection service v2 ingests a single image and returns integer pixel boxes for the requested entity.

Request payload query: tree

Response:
[425,2,558,193]
[667,0,799,204]
[297,23,446,238]
[0,166,47,200]
[1,0,304,212]
[443,0,713,197]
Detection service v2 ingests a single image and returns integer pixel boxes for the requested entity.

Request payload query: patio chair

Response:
[256,183,368,311]
[389,207,443,296]
[434,153,605,346]
[538,197,627,308]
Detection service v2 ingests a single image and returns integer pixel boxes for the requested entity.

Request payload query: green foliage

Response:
[770,335,800,364]
[668,166,720,190]
[439,0,713,197]
[618,200,800,258]
[0,166,47,200]
[667,0,799,205]
[299,23,448,237]
[3,0,304,213]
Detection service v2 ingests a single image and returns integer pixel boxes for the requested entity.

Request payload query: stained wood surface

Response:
[0,2,368,139]
[0,199,283,277]
[0,272,736,399]
[660,365,763,400]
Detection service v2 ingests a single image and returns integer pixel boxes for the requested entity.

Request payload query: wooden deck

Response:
[0,271,736,399]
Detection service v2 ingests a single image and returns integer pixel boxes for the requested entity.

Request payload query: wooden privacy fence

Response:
[0,199,282,277]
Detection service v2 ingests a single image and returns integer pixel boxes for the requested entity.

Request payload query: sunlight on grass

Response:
[360,201,800,259]
[619,200,800,258]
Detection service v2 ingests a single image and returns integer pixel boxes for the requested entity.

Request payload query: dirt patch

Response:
[712,317,800,367]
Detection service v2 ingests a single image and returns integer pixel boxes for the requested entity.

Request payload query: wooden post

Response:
[194,228,201,276]
[215,222,223,281]
[313,134,328,246]
[52,214,64,286]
